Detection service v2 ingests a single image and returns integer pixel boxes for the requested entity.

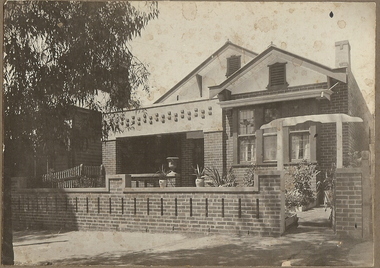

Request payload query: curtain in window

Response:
[239,137,255,163]
[263,135,277,161]
[291,133,310,160]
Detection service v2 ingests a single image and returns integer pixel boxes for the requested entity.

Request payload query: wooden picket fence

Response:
[42,164,105,188]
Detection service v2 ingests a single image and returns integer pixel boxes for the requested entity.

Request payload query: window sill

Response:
[284,161,318,166]
[232,163,256,168]
[232,163,277,168]
[232,161,318,168]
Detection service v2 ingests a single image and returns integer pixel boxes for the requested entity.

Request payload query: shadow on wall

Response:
[11,178,79,232]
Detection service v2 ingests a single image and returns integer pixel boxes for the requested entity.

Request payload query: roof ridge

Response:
[154,41,257,104]
[208,45,347,97]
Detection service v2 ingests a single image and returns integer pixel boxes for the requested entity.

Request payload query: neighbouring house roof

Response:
[209,45,348,98]
[153,41,258,104]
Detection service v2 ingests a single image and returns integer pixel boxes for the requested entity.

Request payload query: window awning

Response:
[218,89,333,109]
[260,113,363,129]
[260,113,363,169]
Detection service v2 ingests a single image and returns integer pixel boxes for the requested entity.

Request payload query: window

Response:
[239,137,255,163]
[226,55,241,77]
[233,104,317,165]
[238,109,255,163]
[267,62,288,89]
[290,130,310,161]
[263,128,277,162]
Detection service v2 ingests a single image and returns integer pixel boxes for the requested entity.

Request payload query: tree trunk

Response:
[2,146,15,265]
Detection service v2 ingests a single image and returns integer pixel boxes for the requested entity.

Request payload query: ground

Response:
[13,207,373,266]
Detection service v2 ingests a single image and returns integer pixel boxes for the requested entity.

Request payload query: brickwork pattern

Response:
[102,141,117,175]
[334,169,362,238]
[318,123,350,173]
[347,72,372,152]
[180,135,194,187]
[319,79,348,169]
[204,132,224,172]
[12,174,283,236]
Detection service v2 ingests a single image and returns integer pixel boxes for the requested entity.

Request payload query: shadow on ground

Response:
[14,207,370,266]
[13,229,72,244]
[49,231,355,266]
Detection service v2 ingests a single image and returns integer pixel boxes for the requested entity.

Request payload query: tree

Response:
[2,1,159,264]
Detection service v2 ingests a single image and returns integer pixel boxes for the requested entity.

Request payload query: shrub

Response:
[242,165,256,187]
[285,161,320,208]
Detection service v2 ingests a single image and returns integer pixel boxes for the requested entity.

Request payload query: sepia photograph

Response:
[2,1,376,266]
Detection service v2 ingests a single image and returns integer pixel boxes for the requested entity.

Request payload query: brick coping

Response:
[13,186,259,194]
[12,171,283,194]
[122,187,259,193]
[336,168,362,174]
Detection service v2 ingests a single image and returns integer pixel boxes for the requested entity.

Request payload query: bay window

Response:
[233,104,317,165]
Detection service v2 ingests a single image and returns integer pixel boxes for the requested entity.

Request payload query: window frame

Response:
[232,106,317,166]
[237,108,256,164]
[289,129,311,162]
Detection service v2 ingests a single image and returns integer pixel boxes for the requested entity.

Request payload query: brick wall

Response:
[102,140,118,175]
[319,79,349,170]
[180,135,194,187]
[12,171,284,236]
[347,72,372,154]
[334,168,363,239]
[204,132,224,172]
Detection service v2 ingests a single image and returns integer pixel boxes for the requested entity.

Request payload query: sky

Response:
[129,2,375,114]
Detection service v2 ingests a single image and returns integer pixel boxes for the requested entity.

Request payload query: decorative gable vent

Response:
[267,62,288,89]
[226,55,241,77]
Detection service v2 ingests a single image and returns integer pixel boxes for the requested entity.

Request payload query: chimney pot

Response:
[335,40,351,68]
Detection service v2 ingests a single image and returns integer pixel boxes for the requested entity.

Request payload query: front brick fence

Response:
[11,170,285,236]
[334,151,372,239]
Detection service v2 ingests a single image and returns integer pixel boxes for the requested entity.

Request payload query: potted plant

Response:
[204,167,237,187]
[156,165,168,188]
[193,165,206,187]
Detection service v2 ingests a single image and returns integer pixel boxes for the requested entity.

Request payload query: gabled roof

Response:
[209,45,348,98]
[154,41,258,104]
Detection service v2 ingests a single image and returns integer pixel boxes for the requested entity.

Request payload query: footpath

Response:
[12,207,373,266]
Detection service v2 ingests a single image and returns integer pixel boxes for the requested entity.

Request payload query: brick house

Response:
[11,40,373,238]
[102,40,372,188]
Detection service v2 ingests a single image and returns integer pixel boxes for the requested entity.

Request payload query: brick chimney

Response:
[335,40,351,68]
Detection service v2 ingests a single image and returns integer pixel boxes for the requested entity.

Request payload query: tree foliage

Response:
[2,2,158,264]
[4,1,159,169]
